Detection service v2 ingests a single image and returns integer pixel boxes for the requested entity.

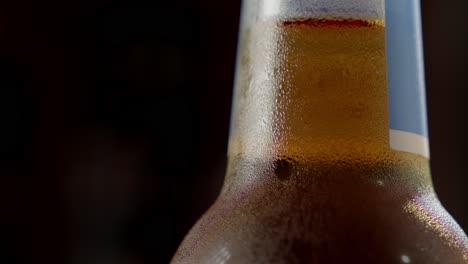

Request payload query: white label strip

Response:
[390,129,430,158]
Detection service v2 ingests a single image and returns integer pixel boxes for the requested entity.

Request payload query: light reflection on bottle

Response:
[400,254,411,263]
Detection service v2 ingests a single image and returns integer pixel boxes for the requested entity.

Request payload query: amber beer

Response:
[172,2,468,263]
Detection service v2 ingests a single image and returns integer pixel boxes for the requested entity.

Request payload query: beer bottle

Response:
[172,0,468,263]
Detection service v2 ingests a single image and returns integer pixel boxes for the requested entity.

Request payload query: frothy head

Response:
[259,0,385,20]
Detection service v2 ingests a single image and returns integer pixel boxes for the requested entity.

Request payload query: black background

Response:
[1,0,466,263]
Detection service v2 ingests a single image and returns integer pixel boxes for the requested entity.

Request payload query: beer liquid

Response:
[172,19,468,263]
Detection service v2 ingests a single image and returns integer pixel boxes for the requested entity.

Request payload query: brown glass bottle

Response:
[172,1,468,263]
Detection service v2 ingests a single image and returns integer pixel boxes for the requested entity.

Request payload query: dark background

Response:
[1,0,466,263]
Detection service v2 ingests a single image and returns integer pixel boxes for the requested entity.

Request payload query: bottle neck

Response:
[228,18,390,161]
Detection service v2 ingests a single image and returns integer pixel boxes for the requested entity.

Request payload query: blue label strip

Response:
[386,0,428,138]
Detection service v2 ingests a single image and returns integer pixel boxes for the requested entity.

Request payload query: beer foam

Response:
[260,0,385,20]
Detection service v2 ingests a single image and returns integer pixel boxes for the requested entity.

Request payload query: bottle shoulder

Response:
[173,189,468,264]
[172,157,468,264]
